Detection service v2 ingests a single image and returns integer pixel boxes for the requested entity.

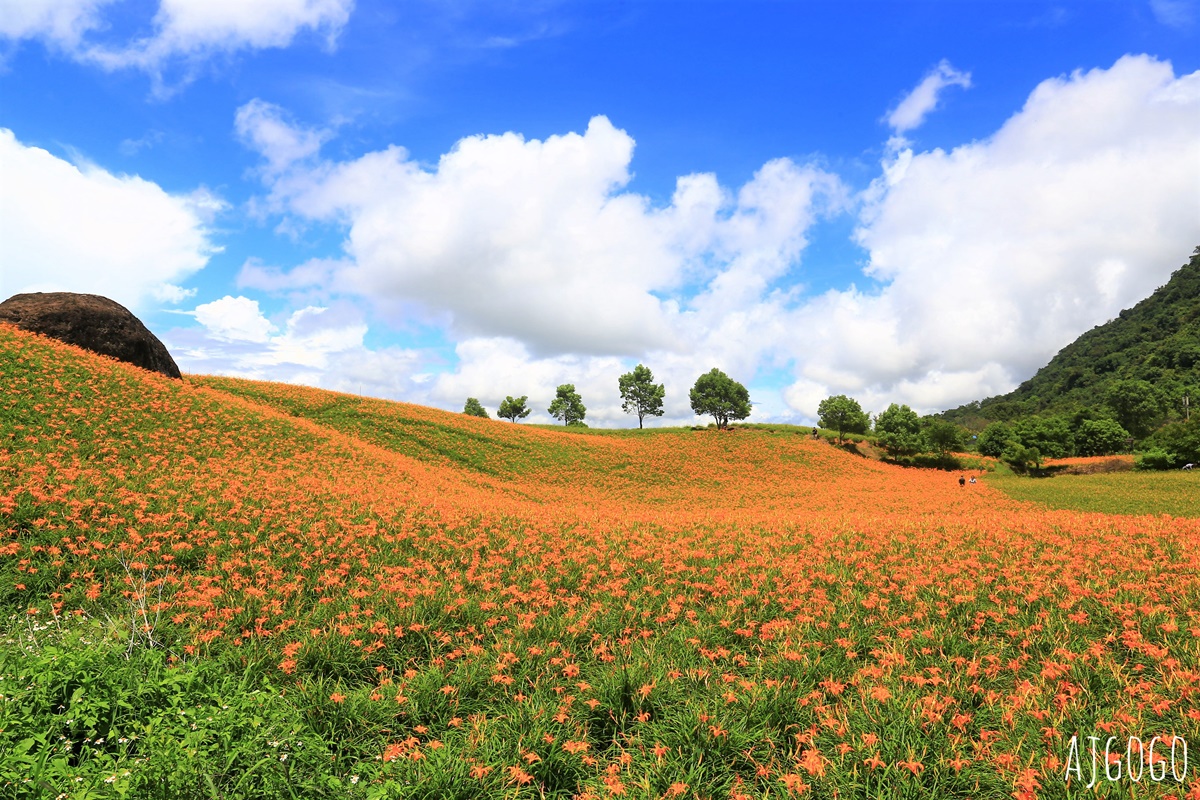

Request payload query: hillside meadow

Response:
[2,323,1199,799]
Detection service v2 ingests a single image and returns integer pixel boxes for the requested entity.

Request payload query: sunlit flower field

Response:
[3,323,1199,799]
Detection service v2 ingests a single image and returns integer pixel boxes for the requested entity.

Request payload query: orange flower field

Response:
[3,322,1199,799]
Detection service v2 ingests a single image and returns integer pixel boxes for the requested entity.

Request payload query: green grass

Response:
[987,466,1200,517]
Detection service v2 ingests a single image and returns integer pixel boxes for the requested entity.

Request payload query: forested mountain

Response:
[944,246,1200,431]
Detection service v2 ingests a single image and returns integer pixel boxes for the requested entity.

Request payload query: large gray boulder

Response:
[0,292,181,379]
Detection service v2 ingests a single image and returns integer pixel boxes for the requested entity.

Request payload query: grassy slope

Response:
[5,325,1200,799]
[988,468,1200,518]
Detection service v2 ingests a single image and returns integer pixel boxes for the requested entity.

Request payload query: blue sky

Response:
[2,0,1199,426]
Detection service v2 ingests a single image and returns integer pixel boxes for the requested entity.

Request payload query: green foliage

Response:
[874,404,922,457]
[462,398,489,418]
[1002,444,1042,474]
[688,368,751,430]
[497,395,531,423]
[817,395,870,442]
[1136,448,1179,471]
[1105,379,1166,439]
[976,422,1013,457]
[1074,418,1129,456]
[1137,419,1200,470]
[617,364,665,429]
[1010,415,1073,460]
[547,384,586,426]
[921,418,964,457]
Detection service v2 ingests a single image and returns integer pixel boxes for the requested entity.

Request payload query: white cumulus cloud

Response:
[239,112,846,359]
[886,59,972,134]
[0,128,219,312]
[0,0,353,89]
[785,54,1200,417]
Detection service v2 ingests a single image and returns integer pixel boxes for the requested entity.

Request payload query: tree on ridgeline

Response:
[689,368,751,430]
[463,398,489,418]
[548,384,587,426]
[817,394,870,443]
[874,403,922,457]
[498,395,531,423]
[618,364,665,429]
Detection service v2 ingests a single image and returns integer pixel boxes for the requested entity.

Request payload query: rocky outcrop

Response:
[0,292,181,379]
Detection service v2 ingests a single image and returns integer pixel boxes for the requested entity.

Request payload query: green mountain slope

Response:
[944,246,1200,427]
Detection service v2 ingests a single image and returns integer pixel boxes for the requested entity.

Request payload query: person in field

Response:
[958,475,966,487]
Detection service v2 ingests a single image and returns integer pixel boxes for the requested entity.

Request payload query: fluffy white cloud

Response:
[886,60,972,134]
[1150,0,1195,28]
[192,296,277,343]
[242,112,845,359]
[0,0,352,85]
[220,57,1197,424]
[234,100,331,176]
[0,128,219,311]
[0,0,116,48]
[180,296,370,373]
[785,54,1200,417]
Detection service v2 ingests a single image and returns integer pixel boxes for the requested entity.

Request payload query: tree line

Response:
[461,366,751,430]
[818,382,1200,472]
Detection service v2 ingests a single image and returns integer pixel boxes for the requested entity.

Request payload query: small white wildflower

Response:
[280,754,288,761]
[350,776,360,785]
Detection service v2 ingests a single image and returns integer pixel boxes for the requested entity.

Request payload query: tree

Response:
[548,384,586,426]
[463,398,489,418]
[618,364,665,429]
[1106,379,1166,439]
[498,395,531,423]
[1137,419,1200,469]
[817,395,870,442]
[1003,444,1042,474]
[874,403,922,457]
[1074,418,1129,456]
[976,422,1014,457]
[689,368,751,430]
[1011,415,1073,459]
[923,418,965,458]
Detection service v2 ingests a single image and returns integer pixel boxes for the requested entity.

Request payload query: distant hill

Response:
[944,246,1200,429]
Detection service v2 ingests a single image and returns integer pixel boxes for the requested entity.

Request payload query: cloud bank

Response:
[0,128,220,311]
[180,55,1200,425]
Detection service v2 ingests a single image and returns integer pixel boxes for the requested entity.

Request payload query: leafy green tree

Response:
[976,422,1014,457]
[689,368,751,430]
[548,384,586,426]
[817,395,870,442]
[1011,415,1073,459]
[874,403,922,457]
[923,418,965,458]
[1074,418,1129,456]
[498,395,531,423]
[1105,379,1166,438]
[462,398,489,418]
[618,364,665,429]
[1138,419,1200,469]
[1003,444,1042,474]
